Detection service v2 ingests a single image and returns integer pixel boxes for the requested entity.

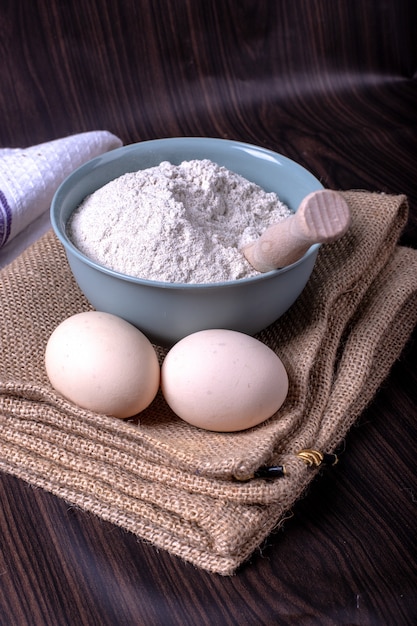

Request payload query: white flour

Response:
[68,159,292,284]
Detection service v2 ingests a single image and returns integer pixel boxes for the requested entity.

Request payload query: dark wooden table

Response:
[1,2,416,624]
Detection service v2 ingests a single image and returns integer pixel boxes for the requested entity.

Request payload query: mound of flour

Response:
[68,159,292,284]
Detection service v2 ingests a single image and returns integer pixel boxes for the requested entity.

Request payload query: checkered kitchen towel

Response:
[0,131,122,266]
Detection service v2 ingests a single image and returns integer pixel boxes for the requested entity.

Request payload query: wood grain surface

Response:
[1,1,416,624]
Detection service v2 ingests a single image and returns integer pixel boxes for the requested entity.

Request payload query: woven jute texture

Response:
[1,191,417,575]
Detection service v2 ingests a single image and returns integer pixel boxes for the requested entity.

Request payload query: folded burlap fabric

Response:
[1,191,417,575]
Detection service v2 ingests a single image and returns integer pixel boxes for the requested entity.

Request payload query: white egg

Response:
[45,311,160,418]
[161,329,288,432]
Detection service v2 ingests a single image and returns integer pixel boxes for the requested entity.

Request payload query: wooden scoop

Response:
[243,189,351,272]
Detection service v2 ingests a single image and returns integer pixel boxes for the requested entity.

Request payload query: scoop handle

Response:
[243,189,351,272]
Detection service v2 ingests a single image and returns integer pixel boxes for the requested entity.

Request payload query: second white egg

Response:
[161,329,289,432]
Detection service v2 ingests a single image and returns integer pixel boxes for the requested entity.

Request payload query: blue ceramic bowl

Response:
[51,137,323,346]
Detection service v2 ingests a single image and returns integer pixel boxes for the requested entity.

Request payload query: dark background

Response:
[1,2,416,624]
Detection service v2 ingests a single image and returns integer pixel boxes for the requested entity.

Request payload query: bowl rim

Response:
[51,136,323,289]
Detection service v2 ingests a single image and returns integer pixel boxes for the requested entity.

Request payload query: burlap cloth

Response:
[1,190,417,575]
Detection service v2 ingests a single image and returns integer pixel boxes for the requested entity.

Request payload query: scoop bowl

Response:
[51,137,323,346]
